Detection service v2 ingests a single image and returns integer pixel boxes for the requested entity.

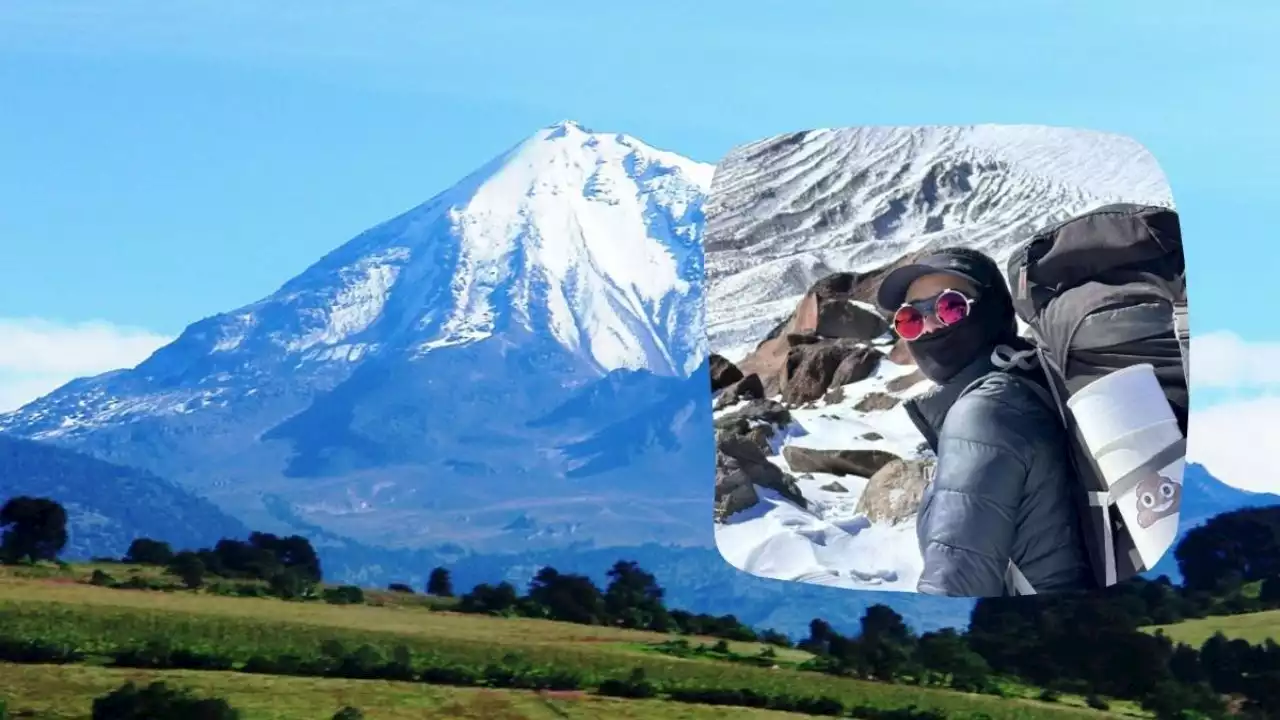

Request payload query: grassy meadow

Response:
[0,561,1146,720]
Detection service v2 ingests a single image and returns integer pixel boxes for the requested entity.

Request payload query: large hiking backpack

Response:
[1005,202,1189,591]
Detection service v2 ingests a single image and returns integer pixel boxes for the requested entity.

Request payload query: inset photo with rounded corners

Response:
[706,124,1190,599]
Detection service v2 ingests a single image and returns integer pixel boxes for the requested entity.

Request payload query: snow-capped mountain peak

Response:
[1,122,714,438]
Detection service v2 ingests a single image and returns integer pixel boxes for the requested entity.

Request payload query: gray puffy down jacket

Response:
[902,346,1092,598]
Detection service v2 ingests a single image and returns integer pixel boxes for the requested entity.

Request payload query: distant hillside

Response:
[1143,463,1280,584]
[0,433,249,559]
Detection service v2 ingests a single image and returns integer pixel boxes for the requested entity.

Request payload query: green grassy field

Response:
[0,663,825,720]
[0,563,1143,719]
[1143,608,1280,647]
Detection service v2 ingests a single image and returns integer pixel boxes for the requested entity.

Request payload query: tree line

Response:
[4,495,1280,718]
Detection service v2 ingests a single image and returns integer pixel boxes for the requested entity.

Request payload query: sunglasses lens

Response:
[936,291,971,326]
[893,306,925,340]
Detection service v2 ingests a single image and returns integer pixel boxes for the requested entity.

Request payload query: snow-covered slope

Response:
[704,124,1176,356]
[709,124,1177,593]
[715,357,933,591]
[0,121,716,553]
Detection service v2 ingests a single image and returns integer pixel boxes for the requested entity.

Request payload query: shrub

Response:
[666,687,767,708]
[596,668,656,699]
[269,569,312,600]
[1086,695,1111,711]
[241,654,314,677]
[776,695,845,716]
[91,681,239,720]
[110,641,173,669]
[89,569,114,586]
[168,552,206,590]
[0,696,7,720]
[0,638,83,664]
[235,584,268,598]
[333,645,385,679]
[332,708,364,720]
[387,583,414,594]
[117,575,165,591]
[169,648,235,672]
[419,663,483,686]
[758,629,792,647]
[848,705,947,720]
[323,585,365,605]
[206,582,238,596]
[1038,688,1061,702]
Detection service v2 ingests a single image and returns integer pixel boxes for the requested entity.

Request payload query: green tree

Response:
[603,560,669,631]
[426,567,453,597]
[1260,576,1280,608]
[124,538,174,566]
[269,568,313,600]
[168,551,206,590]
[0,496,68,563]
[916,628,990,689]
[859,603,916,681]
[458,582,519,614]
[250,532,322,583]
[1174,506,1280,593]
[1138,680,1227,720]
[526,567,606,625]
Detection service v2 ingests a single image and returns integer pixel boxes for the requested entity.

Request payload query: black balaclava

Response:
[903,250,1019,385]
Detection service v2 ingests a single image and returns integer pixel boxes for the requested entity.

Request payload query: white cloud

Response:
[0,318,171,413]
[1189,329,1280,391]
[1181,330,1280,493]
[1188,395,1280,495]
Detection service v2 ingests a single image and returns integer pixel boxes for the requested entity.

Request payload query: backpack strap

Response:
[1173,300,1191,386]
[989,345,1062,419]
[1005,560,1037,596]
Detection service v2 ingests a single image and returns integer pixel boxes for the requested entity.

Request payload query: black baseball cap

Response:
[874,247,1004,311]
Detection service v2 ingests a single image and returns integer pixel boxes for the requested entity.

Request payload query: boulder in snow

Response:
[710,353,744,392]
[714,372,765,411]
[854,392,900,412]
[854,458,933,525]
[715,433,806,521]
[781,446,899,478]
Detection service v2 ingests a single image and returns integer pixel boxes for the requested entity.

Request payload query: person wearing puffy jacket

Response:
[875,246,1091,598]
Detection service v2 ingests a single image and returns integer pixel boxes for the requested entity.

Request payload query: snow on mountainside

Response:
[0,121,717,554]
[707,124,1179,593]
[2,120,712,442]
[703,124,1177,360]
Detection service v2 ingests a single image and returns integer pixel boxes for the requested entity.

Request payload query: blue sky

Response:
[1,1,1277,486]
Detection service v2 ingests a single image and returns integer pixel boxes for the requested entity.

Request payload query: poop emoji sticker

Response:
[1135,471,1182,529]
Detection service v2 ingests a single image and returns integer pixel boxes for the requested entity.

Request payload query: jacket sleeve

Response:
[915,389,1032,598]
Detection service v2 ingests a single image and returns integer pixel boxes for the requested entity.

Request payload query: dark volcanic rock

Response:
[782,446,900,478]
[715,433,805,521]
[710,354,745,392]
[814,300,888,342]
[781,340,879,406]
[829,346,882,389]
[713,373,766,411]
[715,399,792,430]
